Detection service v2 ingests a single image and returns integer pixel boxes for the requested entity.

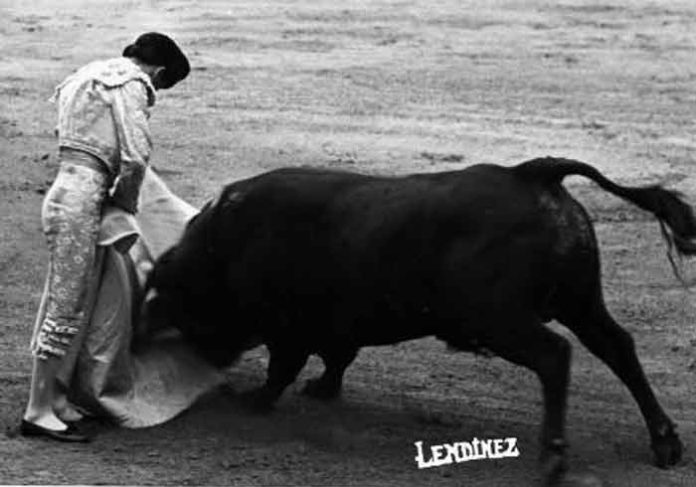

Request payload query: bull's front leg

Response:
[244,343,309,412]
[303,347,359,400]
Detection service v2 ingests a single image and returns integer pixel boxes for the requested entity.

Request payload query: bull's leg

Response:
[558,302,682,468]
[475,320,571,486]
[302,347,359,400]
[244,344,309,412]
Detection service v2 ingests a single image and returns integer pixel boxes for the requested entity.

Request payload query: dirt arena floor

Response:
[1,0,696,485]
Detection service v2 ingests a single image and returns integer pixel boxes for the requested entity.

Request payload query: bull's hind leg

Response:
[557,300,682,468]
[465,319,572,485]
[303,347,359,400]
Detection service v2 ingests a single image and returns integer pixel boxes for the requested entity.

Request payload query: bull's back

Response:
[216,165,549,274]
[222,164,546,237]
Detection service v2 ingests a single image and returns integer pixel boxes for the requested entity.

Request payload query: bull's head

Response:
[142,201,259,367]
[144,244,245,366]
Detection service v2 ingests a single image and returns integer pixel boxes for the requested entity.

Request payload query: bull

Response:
[145,157,695,484]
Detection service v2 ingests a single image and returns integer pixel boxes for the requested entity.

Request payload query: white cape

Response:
[31,168,224,428]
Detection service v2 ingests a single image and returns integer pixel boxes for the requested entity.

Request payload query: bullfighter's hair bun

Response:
[122,44,138,58]
[121,32,190,89]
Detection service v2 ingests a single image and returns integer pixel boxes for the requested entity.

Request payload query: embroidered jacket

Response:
[51,57,156,213]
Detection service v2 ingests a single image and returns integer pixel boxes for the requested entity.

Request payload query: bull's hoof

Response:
[239,388,277,414]
[302,378,341,400]
[540,439,568,486]
[651,429,682,468]
[540,453,568,486]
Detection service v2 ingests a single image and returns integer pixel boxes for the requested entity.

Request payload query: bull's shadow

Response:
[98,338,687,486]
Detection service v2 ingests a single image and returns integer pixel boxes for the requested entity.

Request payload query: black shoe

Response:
[19,419,91,443]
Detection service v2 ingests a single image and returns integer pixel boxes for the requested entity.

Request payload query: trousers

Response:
[32,154,110,359]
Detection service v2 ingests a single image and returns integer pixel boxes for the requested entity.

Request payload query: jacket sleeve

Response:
[109,80,153,214]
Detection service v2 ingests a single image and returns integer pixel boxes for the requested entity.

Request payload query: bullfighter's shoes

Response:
[19,419,91,443]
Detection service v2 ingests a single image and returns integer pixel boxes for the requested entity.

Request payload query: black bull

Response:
[145,157,695,482]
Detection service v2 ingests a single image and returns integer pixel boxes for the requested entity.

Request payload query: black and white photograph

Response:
[1,0,695,485]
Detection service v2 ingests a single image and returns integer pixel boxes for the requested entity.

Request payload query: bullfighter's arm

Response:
[109,80,153,214]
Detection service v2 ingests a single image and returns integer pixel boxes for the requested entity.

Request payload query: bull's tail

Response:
[516,156,696,279]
